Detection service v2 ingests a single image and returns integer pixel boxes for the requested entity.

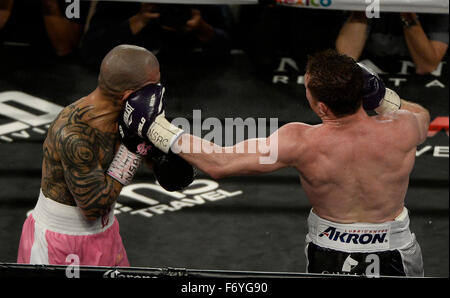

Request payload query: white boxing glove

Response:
[374,88,402,115]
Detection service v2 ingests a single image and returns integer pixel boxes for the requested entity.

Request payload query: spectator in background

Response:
[235,4,344,74]
[0,0,13,31]
[81,2,232,68]
[0,0,88,57]
[336,11,448,74]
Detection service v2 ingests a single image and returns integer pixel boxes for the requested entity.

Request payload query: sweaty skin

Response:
[176,74,429,224]
[285,111,418,223]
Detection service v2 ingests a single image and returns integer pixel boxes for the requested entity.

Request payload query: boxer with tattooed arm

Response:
[17,44,193,266]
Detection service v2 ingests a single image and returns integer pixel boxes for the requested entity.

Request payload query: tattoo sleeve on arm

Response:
[58,123,122,220]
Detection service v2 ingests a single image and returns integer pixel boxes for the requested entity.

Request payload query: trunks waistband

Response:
[31,189,115,235]
[307,208,413,253]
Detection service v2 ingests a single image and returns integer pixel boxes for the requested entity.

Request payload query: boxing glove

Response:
[358,63,401,114]
[122,83,184,153]
[107,117,150,186]
[119,116,194,191]
[107,84,165,186]
[118,117,153,156]
[122,83,165,138]
[148,147,195,191]
[106,143,142,186]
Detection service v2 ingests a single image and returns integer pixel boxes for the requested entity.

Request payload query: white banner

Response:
[91,0,449,14]
[92,0,258,4]
[276,0,449,14]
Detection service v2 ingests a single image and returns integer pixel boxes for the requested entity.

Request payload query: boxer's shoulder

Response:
[366,111,420,152]
[54,104,114,141]
[47,103,118,169]
[276,122,316,161]
[286,122,327,146]
[279,122,314,137]
[48,103,91,135]
[373,109,418,123]
[372,110,420,137]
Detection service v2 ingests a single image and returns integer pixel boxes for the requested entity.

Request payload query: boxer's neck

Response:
[320,107,368,127]
[79,87,124,131]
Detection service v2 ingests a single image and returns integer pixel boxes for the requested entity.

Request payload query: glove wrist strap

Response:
[375,88,402,114]
[147,115,185,154]
[107,143,142,185]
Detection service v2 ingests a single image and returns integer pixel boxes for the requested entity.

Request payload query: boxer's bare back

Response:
[177,101,427,225]
[284,109,419,224]
[177,107,422,223]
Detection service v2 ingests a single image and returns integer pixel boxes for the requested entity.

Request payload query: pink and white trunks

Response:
[17,189,129,267]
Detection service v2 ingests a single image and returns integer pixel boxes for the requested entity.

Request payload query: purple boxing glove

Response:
[122,83,165,139]
[122,82,184,153]
[118,117,153,156]
[358,63,386,110]
[107,83,167,186]
[358,63,401,114]
[118,115,194,191]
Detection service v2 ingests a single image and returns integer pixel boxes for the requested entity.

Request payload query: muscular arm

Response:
[129,3,160,35]
[41,0,83,56]
[175,123,304,179]
[0,0,13,31]
[58,124,122,220]
[398,99,430,144]
[401,13,448,74]
[383,99,430,150]
[335,12,368,60]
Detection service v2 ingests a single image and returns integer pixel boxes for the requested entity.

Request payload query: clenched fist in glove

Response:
[122,83,184,153]
[118,83,194,191]
[358,63,402,114]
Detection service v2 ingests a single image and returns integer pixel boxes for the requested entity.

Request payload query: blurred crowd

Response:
[0,0,448,75]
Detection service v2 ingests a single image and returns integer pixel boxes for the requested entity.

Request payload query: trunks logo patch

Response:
[316,224,390,251]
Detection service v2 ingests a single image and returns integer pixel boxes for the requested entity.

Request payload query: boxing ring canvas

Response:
[0,38,448,276]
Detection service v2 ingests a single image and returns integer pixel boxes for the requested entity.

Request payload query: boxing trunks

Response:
[305,207,423,277]
[17,189,129,267]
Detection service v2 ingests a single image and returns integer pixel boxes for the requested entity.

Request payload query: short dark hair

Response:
[306,49,363,117]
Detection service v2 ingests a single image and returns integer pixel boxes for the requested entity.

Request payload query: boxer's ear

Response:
[318,102,329,117]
